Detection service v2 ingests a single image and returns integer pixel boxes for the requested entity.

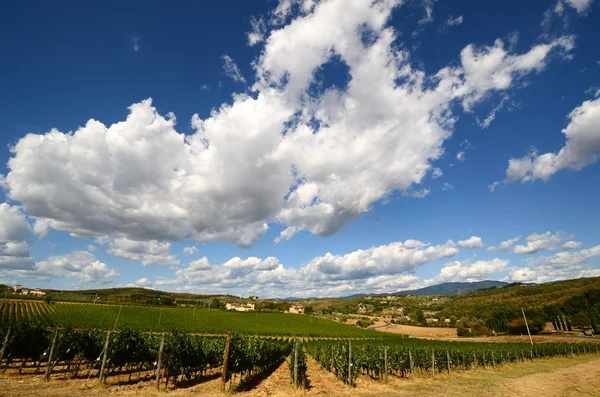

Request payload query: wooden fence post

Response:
[221,332,231,392]
[99,331,111,383]
[384,346,388,383]
[431,351,435,377]
[408,349,413,378]
[44,327,60,380]
[446,350,451,374]
[155,333,165,390]
[0,326,11,365]
[294,339,298,388]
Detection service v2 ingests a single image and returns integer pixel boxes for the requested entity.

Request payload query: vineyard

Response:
[0,300,376,337]
[306,338,600,385]
[0,299,55,323]
[0,319,598,393]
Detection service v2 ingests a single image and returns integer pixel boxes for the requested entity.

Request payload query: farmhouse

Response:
[289,304,305,314]
[225,303,255,312]
[29,288,46,297]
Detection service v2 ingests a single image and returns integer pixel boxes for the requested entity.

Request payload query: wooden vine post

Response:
[99,331,111,383]
[348,341,352,386]
[384,346,388,383]
[408,349,413,378]
[221,332,231,392]
[44,327,60,380]
[330,345,334,373]
[431,351,435,377]
[446,350,451,375]
[0,326,11,364]
[294,339,298,388]
[155,333,165,390]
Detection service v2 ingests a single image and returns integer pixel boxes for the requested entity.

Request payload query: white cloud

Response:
[495,98,600,186]
[0,203,31,242]
[183,246,198,256]
[427,258,508,284]
[563,240,582,250]
[456,36,575,110]
[222,55,246,83]
[2,0,576,249]
[247,16,266,46]
[442,182,454,191]
[508,244,600,283]
[418,0,435,25]
[132,36,141,52]
[432,167,443,178]
[487,236,520,252]
[476,94,509,129]
[107,238,179,266]
[447,15,463,26]
[32,251,118,284]
[299,239,459,282]
[87,244,96,252]
[135,277,152,287]
[439,15,463,32]
[161,238,458,297]
[456,151,465,161]
[513,231,565,254]
[457,236,484,249]
[0,203,34,270]
[564,0,594,14]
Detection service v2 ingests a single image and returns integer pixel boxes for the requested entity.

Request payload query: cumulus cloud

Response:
[0,203,34,270]
[432,167,443,178]
[2,0,576,249]
[457,236,484,249]
[456,36,574,110]
[513,231,565,254]
[135,277,152,287]
[2,250,119,285]
[508,244,600,283]
[494,98,600,187]
[222,55,246,83]
[157,238,458,297]
[563,240,582,250]
[427,258,509,284]
[183,246,198,256]
[107,238,179,266]
[487,236,520,252]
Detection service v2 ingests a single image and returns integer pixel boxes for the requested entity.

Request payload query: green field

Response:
[44,302,377,337]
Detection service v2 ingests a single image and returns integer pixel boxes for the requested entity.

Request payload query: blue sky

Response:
[1,0,599,297]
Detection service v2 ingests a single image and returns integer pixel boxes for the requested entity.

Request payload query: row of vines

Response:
[307,338,600,385]
[0,300,54,324]
[0,321,291,390]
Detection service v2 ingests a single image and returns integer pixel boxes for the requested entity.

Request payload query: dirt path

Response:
[1,356,599,396]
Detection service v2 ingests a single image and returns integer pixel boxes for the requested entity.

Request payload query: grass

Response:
[45,302,381,337]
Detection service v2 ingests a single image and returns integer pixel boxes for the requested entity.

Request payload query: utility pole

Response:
[521,307,533,346]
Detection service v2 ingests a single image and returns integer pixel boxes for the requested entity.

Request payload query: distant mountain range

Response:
[342,280,509,299]
[395,280,509,295]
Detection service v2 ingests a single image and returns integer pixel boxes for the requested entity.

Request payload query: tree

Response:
[44,295,52,304]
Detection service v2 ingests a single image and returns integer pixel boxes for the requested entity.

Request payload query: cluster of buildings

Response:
[13,285,46,296]
[225,303,255,312]
[225,302,306,315]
